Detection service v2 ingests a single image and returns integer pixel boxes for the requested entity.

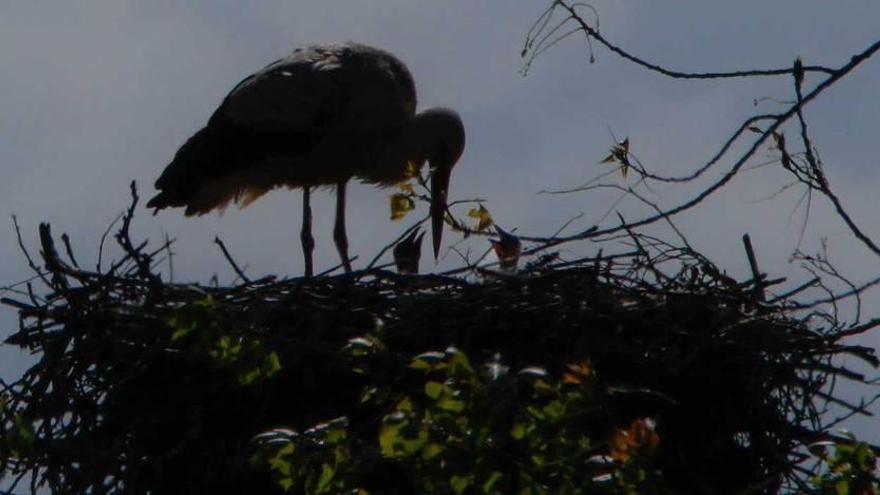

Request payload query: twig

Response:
[60,233,80,269]
[742,235,764,301]
[540,1,835,80]
[213,236,251,284]
[97,212,124,272]
[11,215,50,287]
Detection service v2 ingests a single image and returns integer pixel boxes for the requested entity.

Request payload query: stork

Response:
[147,42,465,277]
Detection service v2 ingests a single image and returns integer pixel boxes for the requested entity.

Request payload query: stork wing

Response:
[209,43,417,136]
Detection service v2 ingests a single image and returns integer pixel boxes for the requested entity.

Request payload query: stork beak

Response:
[430,162,452,259]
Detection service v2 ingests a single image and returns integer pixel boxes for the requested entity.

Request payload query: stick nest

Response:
[1,192,877,494]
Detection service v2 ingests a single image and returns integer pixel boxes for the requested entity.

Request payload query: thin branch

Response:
[213,237,251,284]
[546,0,836,79]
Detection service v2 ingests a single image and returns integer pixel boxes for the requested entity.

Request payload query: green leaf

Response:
[379,422,402,457]
[326,427,347,444]
[360,387,378,403]
[343,337,375,357]
[379,421,427,458]
[390,193,416,220]
[262,352,282,377]
[541,400,565,421]
[410,351,445,370]
[268,443,295,475]
[532,379,554,395]
[422,443,445,460]
[7,414,35,457]
[511,422,527,440]
[482,471,504,493]
[171,325,195,341]
[238,368,261,386]
[446,347,475,377]
[437,396,466,413]
[468,205,494,232]
[451,474,474,494]
[279,476,294,492]
[396,397,414,413]
[425,381,445,400]
[316,463,334,493]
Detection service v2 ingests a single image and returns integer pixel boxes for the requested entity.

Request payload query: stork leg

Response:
[333,180,352,273]
[301,186,315,278]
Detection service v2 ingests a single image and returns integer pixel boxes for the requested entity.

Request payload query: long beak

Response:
[430,162,452,259]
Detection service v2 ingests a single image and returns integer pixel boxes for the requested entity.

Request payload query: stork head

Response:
[414,108,465,260]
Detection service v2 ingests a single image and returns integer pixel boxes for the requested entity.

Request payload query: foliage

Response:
[169,295,282,386]
[251,344,667,494]
[809,437,880,494]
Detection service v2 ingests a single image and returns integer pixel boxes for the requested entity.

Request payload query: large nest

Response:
[1,193,877,494]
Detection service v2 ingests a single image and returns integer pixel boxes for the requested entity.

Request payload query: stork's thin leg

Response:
[333,180,352,273]
[301,186,315,278]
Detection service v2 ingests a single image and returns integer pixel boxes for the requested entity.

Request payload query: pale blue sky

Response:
[2,1,880,442]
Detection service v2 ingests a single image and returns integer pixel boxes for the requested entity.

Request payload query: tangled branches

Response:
[520,1,880,264]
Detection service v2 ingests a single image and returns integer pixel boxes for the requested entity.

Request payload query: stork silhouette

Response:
[147,42,465,277]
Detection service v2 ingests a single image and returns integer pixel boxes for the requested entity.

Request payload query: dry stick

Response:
[164,232,174,282]
[766,277,820,304]
[549,212,585,239]
[213,237,251,284]
[553,0,835,79]
[792,58,824,190]
[366,216,428,270]
[107,239,149,277]
[819,176,880,260]
[814,248,862,323]
[834,316,880,339]
[316,255,362,278]
[114,181,154,280]
[823,392,880,432]
[11,215,51,288]
[632,114,778,185]
[60,233,80,269]
[97,212,124,272]
[796,273,880,310]
[742,234,764,301]
[616,212,668,286]
[38,223,70,291]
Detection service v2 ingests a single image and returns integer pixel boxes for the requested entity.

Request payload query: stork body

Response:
[147,42,465,276]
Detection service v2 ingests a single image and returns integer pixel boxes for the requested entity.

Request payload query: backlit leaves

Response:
[468,205,494,232]
[167,297,281,386]
[2,414,35,459]
[251,342,684,494]
[390,193,415,220]
[600,137,632,179]
[808,435,880,494]
[250,418,351,494]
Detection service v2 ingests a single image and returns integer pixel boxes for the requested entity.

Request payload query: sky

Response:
[2,0,880,445]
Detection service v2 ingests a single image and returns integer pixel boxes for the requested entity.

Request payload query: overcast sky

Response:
[2,1,880,443]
